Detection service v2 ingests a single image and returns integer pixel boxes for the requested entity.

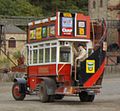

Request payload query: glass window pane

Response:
[51,47,56,62]
[51,42,57,46]
[45,43,50,46]
[93,1,96,9]
[39,49,43,63]
[60,47,71,62]
[39,44,44,47]
[45,48,50,63]
[8,38,16,48]
[33,50,37,64]
[30,50,32,64]
[33,45,38,48]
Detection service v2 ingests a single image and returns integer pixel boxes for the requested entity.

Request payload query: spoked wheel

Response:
[12,82,26,101]
[79,91,95,102]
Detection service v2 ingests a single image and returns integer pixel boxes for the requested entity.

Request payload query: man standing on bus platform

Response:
[72,43,87,66]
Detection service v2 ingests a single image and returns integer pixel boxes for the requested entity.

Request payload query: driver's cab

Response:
[57,39,93,82]
[58,40,93,66]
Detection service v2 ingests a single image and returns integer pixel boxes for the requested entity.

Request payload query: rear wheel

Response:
[39,81,49,103]
[55,94,64,100]
[12,82,26,101]
[48,95,55,102]
[79,91,95,102]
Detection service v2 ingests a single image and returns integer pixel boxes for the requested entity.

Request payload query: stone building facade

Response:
[4,24,26,55]
[88,0,120,46]
[0,24,26,68]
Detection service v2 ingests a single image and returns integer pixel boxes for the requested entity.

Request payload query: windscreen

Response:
[59,46,71,62]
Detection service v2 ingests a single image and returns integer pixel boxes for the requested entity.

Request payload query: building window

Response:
[93,1,96,9]
[100,0,103,7]
[8,37,16,48]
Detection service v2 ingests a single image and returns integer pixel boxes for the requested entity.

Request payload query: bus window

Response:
[45,48,50,63]
[39,49,43,63]
[51,42,57,46]
[51,47,56,62]
[30,50,32,64]
[60,47,71,62]
[45,43,50,46]
[33,50,37,64]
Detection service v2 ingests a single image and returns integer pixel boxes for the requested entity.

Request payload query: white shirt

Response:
[76,46,87,61]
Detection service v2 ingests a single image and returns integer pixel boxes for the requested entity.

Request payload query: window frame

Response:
[59,46,71,63]
[28,41,58,66]
[8,37,16,48]
[100,0,103,7]
[93,1,96,9]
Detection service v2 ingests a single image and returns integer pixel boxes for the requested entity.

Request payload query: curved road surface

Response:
[0,77,120,111]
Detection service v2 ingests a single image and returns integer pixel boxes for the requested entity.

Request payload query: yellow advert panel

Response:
[86,60,95,73]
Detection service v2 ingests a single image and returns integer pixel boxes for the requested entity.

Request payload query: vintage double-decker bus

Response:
[12,12,107,102]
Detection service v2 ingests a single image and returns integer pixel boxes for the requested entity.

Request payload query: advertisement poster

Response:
[86,60,95,73]
[62,17,73,27]
[36,27,42,40]
[30,29,36,39]
[61,17,73,36]
[77,21,86,35]
[47,26,50,37]
[42,27,47,38]
[49,25,55,37]
[79,28,85,35]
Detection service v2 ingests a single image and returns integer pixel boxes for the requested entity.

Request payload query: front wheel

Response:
[12,83,26,101]
[79,91,95,102]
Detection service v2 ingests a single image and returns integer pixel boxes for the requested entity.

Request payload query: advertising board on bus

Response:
[27,12,90,43]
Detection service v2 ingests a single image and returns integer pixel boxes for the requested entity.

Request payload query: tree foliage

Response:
[0,0,42,16]
[29,0,88,16]
[0,0,88,17]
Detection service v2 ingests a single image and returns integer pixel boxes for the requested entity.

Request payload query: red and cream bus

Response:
[12,12,107,102]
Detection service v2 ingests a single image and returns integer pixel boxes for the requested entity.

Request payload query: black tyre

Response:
[39,81,49,103]
[12,82,26,101]
[79,91,95,102]
[55,94,64,100]
[48,95,55,102]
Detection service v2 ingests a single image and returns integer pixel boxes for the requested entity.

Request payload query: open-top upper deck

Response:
[27,12,90,43]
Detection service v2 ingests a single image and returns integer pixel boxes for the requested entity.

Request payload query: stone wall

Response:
[88,0,120,45]
[88,0,108,19]
[104,65,120,78]
[107,0,120,20]
[88,0,120,20]
[0,72,25,82]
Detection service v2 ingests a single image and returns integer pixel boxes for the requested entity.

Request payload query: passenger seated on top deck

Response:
[72,43,87,67]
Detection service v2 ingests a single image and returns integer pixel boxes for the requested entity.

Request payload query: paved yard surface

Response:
[0,77,120,111]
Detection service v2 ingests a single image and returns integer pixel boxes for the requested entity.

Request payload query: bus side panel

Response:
[28,77,41,90]
[27,64,56,90]
[76,47,106,88]
[27,64,56,76]
[58,64,71,82]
